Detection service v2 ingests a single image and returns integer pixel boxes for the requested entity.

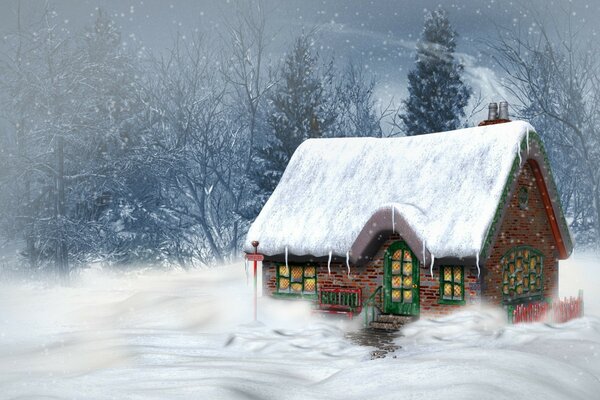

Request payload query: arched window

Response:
[500,246,543,302]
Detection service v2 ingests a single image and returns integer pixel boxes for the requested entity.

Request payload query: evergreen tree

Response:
[400,8,471,135]
[251,33,337,206]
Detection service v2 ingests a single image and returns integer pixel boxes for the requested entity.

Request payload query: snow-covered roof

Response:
[244,121,572,263]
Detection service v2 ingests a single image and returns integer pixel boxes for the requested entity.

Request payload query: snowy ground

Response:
[0,255,599,399]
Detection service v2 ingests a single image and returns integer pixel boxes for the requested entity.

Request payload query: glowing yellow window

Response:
[500,247,544,302]
[439,265,465,304]
[276,264,318,296]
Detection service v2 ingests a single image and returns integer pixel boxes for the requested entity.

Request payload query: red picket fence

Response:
[551,294,584,323]
[511,291,584,324]
[512,301,550,324]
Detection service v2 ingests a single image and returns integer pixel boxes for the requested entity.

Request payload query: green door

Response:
[384,241,420,316]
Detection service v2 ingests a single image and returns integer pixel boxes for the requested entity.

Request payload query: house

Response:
[244,113,573,323]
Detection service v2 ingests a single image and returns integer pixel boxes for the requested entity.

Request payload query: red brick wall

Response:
[419,265,480,317]
[262,234,402,303]
[263,234,480,318]
[483,162,560,305]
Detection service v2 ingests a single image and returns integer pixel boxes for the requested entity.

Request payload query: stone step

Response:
[369,314,416,331]
[369,321,400,331]
[376,315,415,324]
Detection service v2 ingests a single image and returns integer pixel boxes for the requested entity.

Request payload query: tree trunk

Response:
[55,134,68,278]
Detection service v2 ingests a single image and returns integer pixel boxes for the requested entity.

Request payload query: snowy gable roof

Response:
[244,121,571,263]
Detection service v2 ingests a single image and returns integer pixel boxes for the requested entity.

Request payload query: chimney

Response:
[498,101,509,120]
[488,102,498,120]
[479,101,511,126]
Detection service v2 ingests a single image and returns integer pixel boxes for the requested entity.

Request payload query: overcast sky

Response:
[1,0,598,123]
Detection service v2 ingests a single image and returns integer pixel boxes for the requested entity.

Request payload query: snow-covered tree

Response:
[251,33,337,206]
[399,8,471,135]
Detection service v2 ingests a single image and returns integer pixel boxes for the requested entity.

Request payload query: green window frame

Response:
[275,263,317,299]
[439,265,465,305]
[501,246,543,304]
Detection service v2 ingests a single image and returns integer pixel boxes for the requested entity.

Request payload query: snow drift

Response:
[0,255,599,399]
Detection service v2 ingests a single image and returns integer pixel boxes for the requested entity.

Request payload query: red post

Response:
[251,241,260,322]
[253,258,257,321]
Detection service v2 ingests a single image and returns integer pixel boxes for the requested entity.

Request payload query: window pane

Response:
[453,284,462,298]
[403,275,412,288]
[279,265,289,277]
[392,250,402,260]
[454,268,462,283]
[444,283,452,297]
[392,276,402,288]
[403,250,412,262]
[291,266,303,282]
[403,262,412,276]
[291,283,302,293]
[391,289,401,302]
[279,277,289,290]
[304,266,316,277]
[304,278,316,293]
[392,261,401,273]
[403,290,413,303]
[444,266,452,281]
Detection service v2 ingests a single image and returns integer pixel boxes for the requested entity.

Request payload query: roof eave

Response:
[480,131,574,262]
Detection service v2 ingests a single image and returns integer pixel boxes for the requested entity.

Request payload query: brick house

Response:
[244,118,573,321]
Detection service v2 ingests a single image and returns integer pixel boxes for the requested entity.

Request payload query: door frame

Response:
[383,241,420,316]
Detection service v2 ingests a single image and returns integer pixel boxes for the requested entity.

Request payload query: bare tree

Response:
[219,0,278,256]
[491,4,600,247]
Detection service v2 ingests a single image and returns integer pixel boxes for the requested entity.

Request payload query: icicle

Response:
[526,130,530,155]
[346,251,351,277]
[327,251,332,275]
[244,258,249,285]
[517,142,522,165]
[422,240,426,268]
[391,205,395,232]
[285,246,289,271]
[476,252,481,278]
[430,254,435,278]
